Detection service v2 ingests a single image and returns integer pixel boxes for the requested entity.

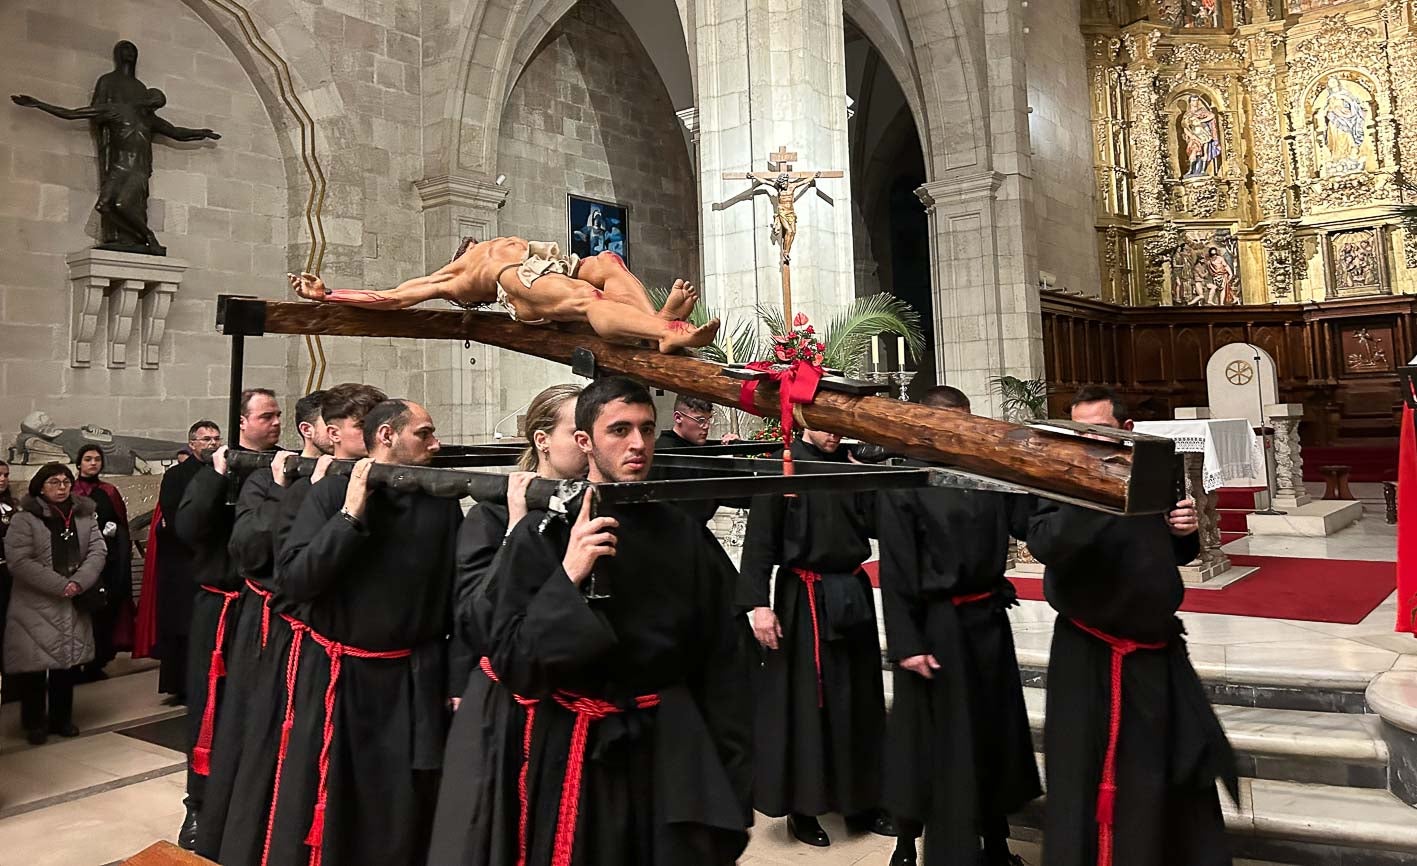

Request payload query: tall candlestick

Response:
[897,335,906,368]
[871,335,880,368]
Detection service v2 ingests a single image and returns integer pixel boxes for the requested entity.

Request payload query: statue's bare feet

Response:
[289,272,327,302]
[657,279,700,320]
[659,317,720,353]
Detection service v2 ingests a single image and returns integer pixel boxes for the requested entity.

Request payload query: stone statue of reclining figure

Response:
[289,236,719,354]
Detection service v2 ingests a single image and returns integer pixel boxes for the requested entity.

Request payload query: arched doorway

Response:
[845,16,933,392]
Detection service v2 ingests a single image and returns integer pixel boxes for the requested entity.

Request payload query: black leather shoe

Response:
[846,810,897,837]
[178,806,199,850]
[787,814,830,847]
[981,852,1028,866]
[49,722,80,738]
[25,727,47,746]
[890,840,918,865]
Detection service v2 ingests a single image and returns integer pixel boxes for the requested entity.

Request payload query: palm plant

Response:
[756,293,925,374]
[990,375,1050,422]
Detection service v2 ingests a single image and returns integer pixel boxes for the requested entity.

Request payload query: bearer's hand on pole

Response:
[271,450,296,488]
[562,499,617,586]
[311,454,335,484]
[752,606,781,650]
[343,457,374,521]
[899,654,940,680]
[506,471,536,530]
[212,446,229,477]
[1167,497,1199,537]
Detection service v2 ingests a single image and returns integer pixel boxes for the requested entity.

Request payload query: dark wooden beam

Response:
[220,298,1175,513]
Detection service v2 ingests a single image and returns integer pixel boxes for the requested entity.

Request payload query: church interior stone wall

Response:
[492,0,698,419]
[1026,0,1103,299]
[0,0,294,444]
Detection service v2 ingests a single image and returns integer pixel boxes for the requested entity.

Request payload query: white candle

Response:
[897,336,906,367]
[871,335,880,367]
[725,337,735,365]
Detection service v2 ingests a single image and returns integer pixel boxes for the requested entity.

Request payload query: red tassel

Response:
[304,801,326,848]
[1095,782,1116,825]
[212,649,226,678]
[191,747,211,776]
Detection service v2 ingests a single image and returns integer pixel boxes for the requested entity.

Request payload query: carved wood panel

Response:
[1039,294,1414,444]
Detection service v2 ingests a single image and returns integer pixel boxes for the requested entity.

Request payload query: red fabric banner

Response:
[1397,406,1417,634]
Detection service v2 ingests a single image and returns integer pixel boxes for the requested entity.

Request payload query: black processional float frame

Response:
[214,295,1179,514]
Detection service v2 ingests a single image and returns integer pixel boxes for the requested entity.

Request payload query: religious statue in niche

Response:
[1342,326,1392,373]
[1312,76,1372,178]
[1331,229,1380,292]
[9,41,220,256]
[1159,0,1220,28]
[1179,95,1221,178]
[1172,230,1241,305]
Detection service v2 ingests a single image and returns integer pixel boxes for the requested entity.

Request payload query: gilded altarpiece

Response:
[1084,0,1417,307]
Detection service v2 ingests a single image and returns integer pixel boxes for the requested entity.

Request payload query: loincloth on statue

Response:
[491,240,581,325]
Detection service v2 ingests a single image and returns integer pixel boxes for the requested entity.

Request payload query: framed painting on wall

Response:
[568,194,629,268]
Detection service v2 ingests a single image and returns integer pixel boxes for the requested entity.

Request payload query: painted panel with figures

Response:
[1173,230,1241,306]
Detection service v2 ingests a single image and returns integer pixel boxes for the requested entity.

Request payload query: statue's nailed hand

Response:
[11,94,38,107]
[198,129,221,140]
[289,272,327,301]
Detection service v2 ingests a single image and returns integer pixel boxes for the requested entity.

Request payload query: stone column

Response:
[413,173,509,440]
[695,0,856,327]
[916,172,1044,417]
[1265,402,1311,509]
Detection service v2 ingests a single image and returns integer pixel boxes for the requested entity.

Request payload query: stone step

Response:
[1013,647,1377,715]
[1010,772,1417,866]
[1021,687,1390,789]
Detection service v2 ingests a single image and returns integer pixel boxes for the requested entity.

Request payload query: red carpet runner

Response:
[861,556,1396,624]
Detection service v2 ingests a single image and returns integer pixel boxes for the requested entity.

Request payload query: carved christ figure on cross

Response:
[716,146,844,268]
[289,236,719,353]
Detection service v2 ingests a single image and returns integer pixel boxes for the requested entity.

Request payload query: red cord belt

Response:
[481,658,660,866]
[951,590,995,607]
[245,579,273,649]
[792,568,825,708]
[191,584,241,776]
[1069,618,1166,866]
[259,614,411,866]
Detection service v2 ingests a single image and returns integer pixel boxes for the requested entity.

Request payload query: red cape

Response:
[132,503,161,658]
[1398,407,1417,634]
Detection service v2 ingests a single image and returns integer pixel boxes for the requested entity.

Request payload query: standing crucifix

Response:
[713,145,843,316]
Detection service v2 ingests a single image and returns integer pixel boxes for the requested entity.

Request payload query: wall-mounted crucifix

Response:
[712,145,843,316]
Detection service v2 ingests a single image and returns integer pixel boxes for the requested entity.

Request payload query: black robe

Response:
[156,458,203,696]
[738,439,884,818]
[653,430,750,524]
[214,476,317,866]
[447,503,510,696]
[174,463,241,807]
[194,468,289,859]
[877,477,1041,862]
[1027,501,1238,866]
[258,476,459,866]
[449,500,753,866]
[83,481,132,668]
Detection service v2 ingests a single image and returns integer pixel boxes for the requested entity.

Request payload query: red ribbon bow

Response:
[737,313,824,473]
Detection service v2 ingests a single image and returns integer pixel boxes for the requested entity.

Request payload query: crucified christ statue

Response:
[713,145,843,315]
[290,236,719,353]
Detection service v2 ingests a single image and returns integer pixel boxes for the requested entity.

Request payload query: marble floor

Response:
[0,516,1405,866]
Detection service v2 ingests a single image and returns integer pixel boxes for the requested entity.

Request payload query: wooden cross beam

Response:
[217,297,1177,514]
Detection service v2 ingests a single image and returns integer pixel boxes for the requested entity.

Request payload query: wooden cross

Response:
[713,145,844,317]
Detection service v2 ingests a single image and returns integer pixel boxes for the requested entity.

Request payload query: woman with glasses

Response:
[428,382,587,866]
[4,463,107,744]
